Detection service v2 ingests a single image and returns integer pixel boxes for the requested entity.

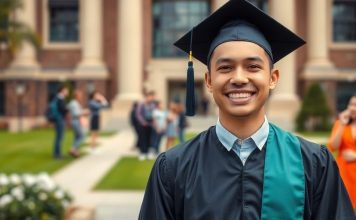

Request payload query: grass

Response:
[0,128,115,174]
[0,129,76,174]
[95,157,155,190]
[95,132,198,190]
[296,131,331,138]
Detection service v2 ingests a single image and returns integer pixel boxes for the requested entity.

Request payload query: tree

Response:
[296,83,331,131]
[0,0,40,55]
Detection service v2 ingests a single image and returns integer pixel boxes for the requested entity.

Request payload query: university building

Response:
[0,0,355,131]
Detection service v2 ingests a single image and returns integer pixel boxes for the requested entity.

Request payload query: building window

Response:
[152,0,210,57]
[247,0,269,12]
[49,0,79,43]
[336,82,356,112]
[0,82,5,116]
[333,0,356,42]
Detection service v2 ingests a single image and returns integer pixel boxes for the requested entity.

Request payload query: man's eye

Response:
[218,66,232,72]
[248,64,261,70]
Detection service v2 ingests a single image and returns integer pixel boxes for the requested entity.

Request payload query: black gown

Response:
[139,126,355,220]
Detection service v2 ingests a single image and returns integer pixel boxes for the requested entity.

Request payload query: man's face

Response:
[205,41,279,119]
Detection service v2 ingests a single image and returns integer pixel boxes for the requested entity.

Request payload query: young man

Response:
[52,86,69,159]
[139,0,355,219]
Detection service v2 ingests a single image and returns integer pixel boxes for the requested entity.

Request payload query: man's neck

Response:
[219,109,266,140]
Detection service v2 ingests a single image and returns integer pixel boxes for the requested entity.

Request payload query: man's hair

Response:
[89,91,97,100]
[145,90,155,97]
[57,85,67,93]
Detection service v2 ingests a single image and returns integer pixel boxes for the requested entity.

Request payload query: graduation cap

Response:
[174,0,305,116]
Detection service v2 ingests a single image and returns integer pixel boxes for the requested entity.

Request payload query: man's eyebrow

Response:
[245,56,264,63]
[215,57,234,65]
[215,56,265,65]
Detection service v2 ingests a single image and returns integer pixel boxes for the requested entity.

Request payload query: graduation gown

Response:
[139,126,355,220]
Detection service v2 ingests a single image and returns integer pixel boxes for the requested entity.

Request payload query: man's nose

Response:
[230,67,249,85]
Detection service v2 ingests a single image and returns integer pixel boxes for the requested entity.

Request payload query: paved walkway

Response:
[52,129,143,220]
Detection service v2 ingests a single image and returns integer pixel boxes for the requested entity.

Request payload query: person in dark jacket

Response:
[88,91,108,152]
[52,86,69,159]
[130,101,140,149]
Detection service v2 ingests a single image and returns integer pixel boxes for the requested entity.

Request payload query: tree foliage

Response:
[0,0,40,54]
[296,83,331,131]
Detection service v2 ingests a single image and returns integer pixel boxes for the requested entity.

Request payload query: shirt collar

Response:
[216,116,269,151]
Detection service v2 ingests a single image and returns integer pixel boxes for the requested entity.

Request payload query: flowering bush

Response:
[0,173,72,220]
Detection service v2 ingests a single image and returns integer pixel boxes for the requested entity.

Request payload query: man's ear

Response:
[269,69,279,90]
[205,72,213,93]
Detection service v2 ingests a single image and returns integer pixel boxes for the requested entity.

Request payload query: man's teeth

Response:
[228,93,252,98]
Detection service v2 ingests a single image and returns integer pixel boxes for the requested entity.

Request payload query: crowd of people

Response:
[50,86,108,159]
[130,91,188,161]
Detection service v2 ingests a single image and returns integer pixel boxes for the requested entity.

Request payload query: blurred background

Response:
[0,0,355,219]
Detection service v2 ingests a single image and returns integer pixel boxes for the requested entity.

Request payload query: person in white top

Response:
[151,101,167,157]
[67,90,89,157]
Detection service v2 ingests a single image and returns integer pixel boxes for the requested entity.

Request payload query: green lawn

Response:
[0,129,118,175]
[297,131,331,138]
[95,157,155,190]
[0,129,78,174]
[95,133,197,190]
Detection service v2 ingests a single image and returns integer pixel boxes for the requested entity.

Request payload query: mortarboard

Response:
[174,0,305,116]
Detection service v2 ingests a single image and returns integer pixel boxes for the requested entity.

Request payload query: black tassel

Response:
[186,59,195,116]
[186,27,195,116]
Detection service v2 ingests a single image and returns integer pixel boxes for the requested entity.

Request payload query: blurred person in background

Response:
[201,95,210,116]
[328,94,356,209]
[165,101,179,150]
[136,91,156,160]
[67,90,89,158]
[52,86,69,159]
[88,91,108,152]
[150,100,167,158]
[130,101,140,150]
[177,102,188,143]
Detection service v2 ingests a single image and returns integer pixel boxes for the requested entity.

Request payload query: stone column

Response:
[115,0,143,101]
[75,0,108,77]
[303,0,335,79]
[267,0,300,131]
[102,0,143,127]
[9,0,39,71]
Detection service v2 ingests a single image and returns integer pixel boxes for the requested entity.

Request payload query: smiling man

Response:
[139,0,355,219]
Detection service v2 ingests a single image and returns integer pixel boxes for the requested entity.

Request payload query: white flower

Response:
[11,186,24,201]
[9,174,21,185]
[22,174,36,187]
[54,189,64,200]
[37,173,56,191]
[0,195,13,207]
[39,192,47,201]
[0,174,9,185]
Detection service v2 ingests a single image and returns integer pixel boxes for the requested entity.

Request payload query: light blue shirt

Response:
[216,117,269,165]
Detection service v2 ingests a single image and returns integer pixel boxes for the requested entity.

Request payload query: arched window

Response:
[152,0,210,57]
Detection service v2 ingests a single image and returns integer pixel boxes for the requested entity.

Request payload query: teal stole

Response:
[261,123,305,219]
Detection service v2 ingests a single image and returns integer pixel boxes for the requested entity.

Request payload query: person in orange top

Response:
[328,94,356,209]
